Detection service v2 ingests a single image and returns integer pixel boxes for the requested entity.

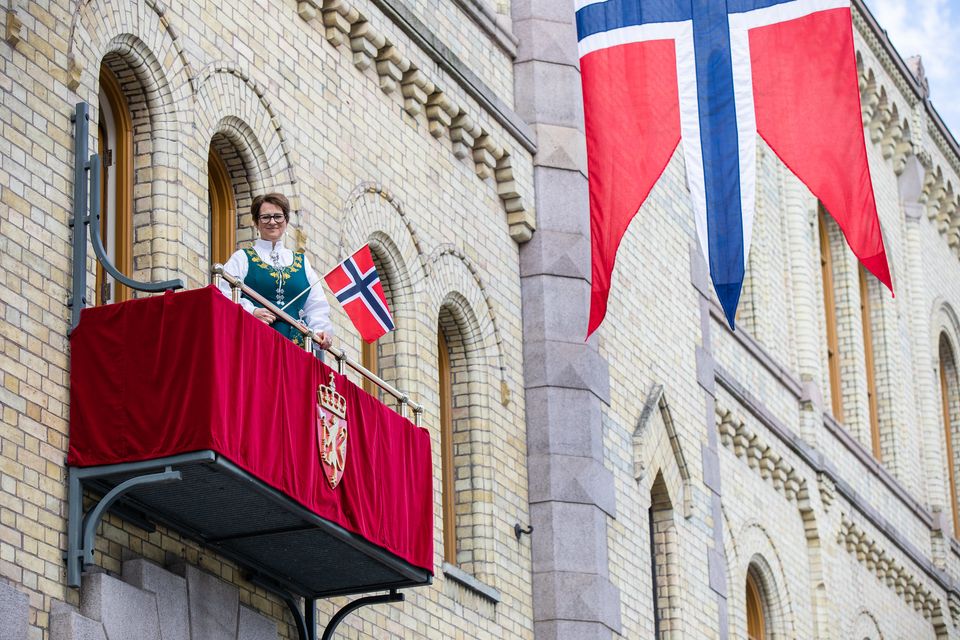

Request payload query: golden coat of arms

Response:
[316,373,348,489]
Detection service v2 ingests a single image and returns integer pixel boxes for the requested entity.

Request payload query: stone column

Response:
[512,1,621,638]
[900,156,943,513]
[783,173,826,444]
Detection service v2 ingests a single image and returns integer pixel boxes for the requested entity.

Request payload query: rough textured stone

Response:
[528,455,616,516]
[521,275,590,343]
[530,502,610,574]
[533,571,622,632]
[185,566,239,640]
[0,581,28,640]
[523,339,610,402]
[519,229,590,279]
[122,559,189,640]
[49,603,107,640]
[524,387,604,458]
[533,620,612,640]
[530,166,589,232]
[80,573,161,640]
[238,605,278,640]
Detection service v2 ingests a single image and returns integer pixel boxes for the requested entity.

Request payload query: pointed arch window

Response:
[96,65,133,304]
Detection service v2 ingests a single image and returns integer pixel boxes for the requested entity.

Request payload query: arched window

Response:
[859,265,881,458]
[438,327,456,565]
[360,247,399,397]
[436,303,489,578]
[818,208,843,421]
[208,147,236,266]
[96,64,133,304]
[941,334,960,536]
[746,571,767,640]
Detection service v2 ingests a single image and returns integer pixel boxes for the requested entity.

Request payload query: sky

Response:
[861,0,960,138]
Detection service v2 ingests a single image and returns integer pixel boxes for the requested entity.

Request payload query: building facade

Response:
[2,0,960,639]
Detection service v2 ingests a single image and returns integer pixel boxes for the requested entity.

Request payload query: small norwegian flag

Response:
[324,244,395,343]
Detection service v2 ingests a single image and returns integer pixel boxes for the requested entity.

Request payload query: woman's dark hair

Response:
[251,192,291,223]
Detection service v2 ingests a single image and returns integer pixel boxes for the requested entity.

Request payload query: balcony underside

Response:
[76,451,431,599]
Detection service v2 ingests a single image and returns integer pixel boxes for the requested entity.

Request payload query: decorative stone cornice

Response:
[296,0,535,243]
[854,1,960,259]
[716,404,808,505]
[5,9,23,46]
[839,513,941,620]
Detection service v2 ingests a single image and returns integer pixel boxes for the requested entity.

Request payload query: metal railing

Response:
[211,264,423,426]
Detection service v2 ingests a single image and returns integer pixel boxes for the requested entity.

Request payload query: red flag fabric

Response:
[324,245,395,343]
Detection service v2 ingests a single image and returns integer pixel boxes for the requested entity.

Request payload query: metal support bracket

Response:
[66,465,182,587]
[249,573,318,640]
[70,101,183,332]
[320,590,403,640]
[251,571,403,640]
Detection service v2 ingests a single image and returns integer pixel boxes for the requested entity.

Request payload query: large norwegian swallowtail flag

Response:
[578,0,893,336]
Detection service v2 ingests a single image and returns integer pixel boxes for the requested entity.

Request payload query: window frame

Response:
[818,209,844,422]
[96,65,133,304]
[438,328,457,565]
[208,147,236,266]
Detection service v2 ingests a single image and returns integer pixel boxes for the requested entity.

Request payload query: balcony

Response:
[66,286,433,639]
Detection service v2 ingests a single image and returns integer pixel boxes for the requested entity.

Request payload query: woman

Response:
[219,193,334,350]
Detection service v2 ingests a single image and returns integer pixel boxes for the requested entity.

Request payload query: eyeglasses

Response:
[258,214,286,223]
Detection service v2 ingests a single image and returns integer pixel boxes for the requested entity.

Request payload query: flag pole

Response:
[278,277,323,314]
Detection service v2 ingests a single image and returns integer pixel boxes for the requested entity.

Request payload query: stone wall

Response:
[0,0,533,637]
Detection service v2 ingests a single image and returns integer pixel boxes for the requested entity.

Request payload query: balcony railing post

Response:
[230,280,242,304]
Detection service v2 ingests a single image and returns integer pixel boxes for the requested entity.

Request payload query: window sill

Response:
[442,562,501,604]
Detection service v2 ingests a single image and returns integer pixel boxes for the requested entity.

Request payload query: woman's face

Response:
[256,202,287,244]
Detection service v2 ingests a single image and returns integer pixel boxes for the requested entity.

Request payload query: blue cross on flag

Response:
[578,0,892,336]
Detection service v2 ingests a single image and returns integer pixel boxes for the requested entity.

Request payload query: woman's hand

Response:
[315,331,333,350]
[252,308,276,325]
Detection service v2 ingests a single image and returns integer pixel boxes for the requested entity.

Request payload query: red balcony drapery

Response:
[68,286,433,573]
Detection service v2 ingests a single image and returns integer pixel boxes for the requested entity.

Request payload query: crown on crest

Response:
[318,373,347,419]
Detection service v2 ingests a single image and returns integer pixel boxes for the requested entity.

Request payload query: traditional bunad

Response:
[220,238,333,347]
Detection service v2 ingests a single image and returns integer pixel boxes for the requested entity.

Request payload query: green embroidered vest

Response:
[242,247,310,347]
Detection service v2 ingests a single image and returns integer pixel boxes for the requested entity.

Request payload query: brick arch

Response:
[933,301,960,537]
[96,33,183,286]
[336,184,428,397]
[193,67,298,198]
[436,289,497,587]
[68,0,193,108]
[850,608,885,640]
[209,117,273,250]
[337,183,427,274]
[727,521,797,639]
[426,246,507,401]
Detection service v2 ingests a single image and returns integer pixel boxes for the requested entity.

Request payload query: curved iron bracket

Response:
[66,464,182,587]
[321,590,403,640]
[70,102,183,331]
[252,574,403,640]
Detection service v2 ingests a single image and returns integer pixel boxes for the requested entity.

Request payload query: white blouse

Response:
[218,238,334,337]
